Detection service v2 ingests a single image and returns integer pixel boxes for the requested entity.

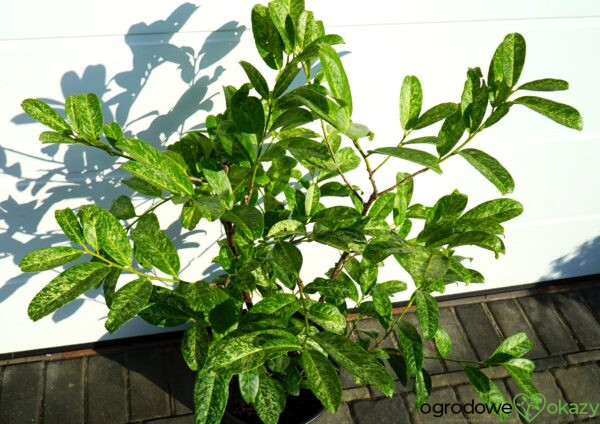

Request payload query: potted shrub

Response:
[17,1,583,423]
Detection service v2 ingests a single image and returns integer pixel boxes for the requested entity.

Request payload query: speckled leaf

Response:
[110,195,136,220]
[266,220,306,238]
[395,320,423,376]
[461,198,523,223]
[78,205,132,267]
[517,78,568,92]
[249,293,300,318]
[301,349,342,413]
[371,147,441,174]
[312,331,395,397]
[459,148,514,195]
[254,373,286,424]
[465,366,511,419]
[28,263,110,321]
[54,209,84,247]
[415,291,439,339]
[21,99,70,132]
[400,75,422,130]
[105,278,152,333]
[319,43,352,114]
[240,61,270,99]
[131,213,180,276]
[212,329,300,374]
[194,361,231,424]
[513,96,583,130]
[181,324,210,371]
[19,247,83,272]
[222,205,264,240]
[304,301,346,334]
[239,369,260,403]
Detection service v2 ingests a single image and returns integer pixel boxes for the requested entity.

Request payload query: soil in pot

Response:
[224,377,325,424]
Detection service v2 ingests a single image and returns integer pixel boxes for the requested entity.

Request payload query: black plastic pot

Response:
[223,384,325,424]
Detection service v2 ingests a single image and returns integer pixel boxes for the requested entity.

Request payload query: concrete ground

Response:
[1,280,600,423]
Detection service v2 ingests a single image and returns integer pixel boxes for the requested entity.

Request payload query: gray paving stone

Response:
[403,313,445,375]
[313,403,353,424]
[455,380,519,423]
[565,350,600,365]
[356,318,395,349]
[506,371,573,424]
[352,396,411,424]
[340,369,359,389]
[455,303,502,360]
[487,299,547,358]
[552,291,600,350]
[519,295,578,355]
[438,307,479,371]
[145,415,194,423]
[0,361,43,424]
[407,387,464,424]
[554,364,600,413]
[534,355,567,371]
[127,347,171,421]
[580,287,600,322]
[44,358,84,424]
[164,346,194,415]
[87,353,128,424]
[342,387,370,402]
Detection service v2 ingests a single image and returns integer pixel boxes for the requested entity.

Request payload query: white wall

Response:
[1,1,599,354]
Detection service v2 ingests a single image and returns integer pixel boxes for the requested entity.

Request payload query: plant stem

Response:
[125,197,172,230]
[320,119,363,203]
[371,296,415,350]
[83,247,181,283]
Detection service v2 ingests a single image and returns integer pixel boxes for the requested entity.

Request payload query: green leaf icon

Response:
[512,393,546,422]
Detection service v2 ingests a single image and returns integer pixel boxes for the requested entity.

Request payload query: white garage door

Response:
[1,0,599,354]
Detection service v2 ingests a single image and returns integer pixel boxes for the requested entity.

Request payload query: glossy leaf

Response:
[459,148,514,195]
[266,219,306,238]
[484,332,532,364]
[517,78,568,92]
[513,96,583,130]
[222,205,264,240]
[194,361,230,424]
[251,4,284,70]
[434,327,452,357]
[78,205,132,267]
[319,44,352,114]
[181,324,210,371]
[273,62,301,98]
[301,349,342,413]
[239,369,260,403]
[437,109,465,156]
[254,373,286,424]
[415,291,439,339]
[240,60,270,99]
[131,213,180,276]
[461,67,487,132]
[19,247,83,272]
[415,369,432,408]
[212,329,300,374]
[105,278,152,333]
[399,75,422,130]
[28,263,110,321]
[414,102,458,130]
[249,293,300,318]
[395,320,424,376]
[304,277,358,302]
[21,99,70,132]
[370,147,442,174]
[313,331,395,397]
[461,198,523,223]
[464,366,511,419]
[304,301,346,334]
[270,241,302,288]
[110,195,136,220]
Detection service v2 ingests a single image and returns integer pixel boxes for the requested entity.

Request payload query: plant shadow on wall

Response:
[545,235,600,280]
[0,3,246,320]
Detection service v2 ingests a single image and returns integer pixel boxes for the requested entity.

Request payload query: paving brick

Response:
[534,355,567,371]
[87,353,128,424]
[145,415,194,423]
[580,287,600,322]
[352,396,411,424]
[518,295,578,355]
[552,291,600,350]
[438,308,478,372]
[127,347,171,421]
[554,364,600,411]
[44,358,84,424]
[0,361,43,424]
[356,318,395,349]
[342,387,370,402]
[164,346,194,415]
[455,380,519,423]
[313,403,353,424]
[487,299,547,359]
[454,303,502,360]
[340,369,359,389]
[565,350,600,365]
[403,313,445,375]
[407,387,464,424]
[506,371,573,424]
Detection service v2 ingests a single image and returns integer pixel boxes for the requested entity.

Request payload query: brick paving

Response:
[1,281,600,423]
